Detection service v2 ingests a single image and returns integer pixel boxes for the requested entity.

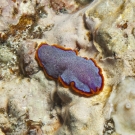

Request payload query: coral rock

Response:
[18,40,39,76]
[105,77,135,135]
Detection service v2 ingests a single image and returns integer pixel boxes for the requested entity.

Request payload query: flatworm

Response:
[35,43,104,97]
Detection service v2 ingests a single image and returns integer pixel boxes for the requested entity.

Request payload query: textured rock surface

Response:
[0,76,60,135]
[0,0,135,135]
[18,40,39,76]
[85,0,135,58]
[104,77,135,135]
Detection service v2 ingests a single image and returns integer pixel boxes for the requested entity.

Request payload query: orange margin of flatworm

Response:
[35,42,104,97]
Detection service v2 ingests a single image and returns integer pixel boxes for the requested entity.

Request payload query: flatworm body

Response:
[36,43,104,97]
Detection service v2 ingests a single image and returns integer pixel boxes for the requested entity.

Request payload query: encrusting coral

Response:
[104,77,135,135]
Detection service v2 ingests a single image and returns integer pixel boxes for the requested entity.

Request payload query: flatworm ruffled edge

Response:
[35,42,104,97]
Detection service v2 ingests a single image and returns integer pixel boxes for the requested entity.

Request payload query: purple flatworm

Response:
[35,43,104,97]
